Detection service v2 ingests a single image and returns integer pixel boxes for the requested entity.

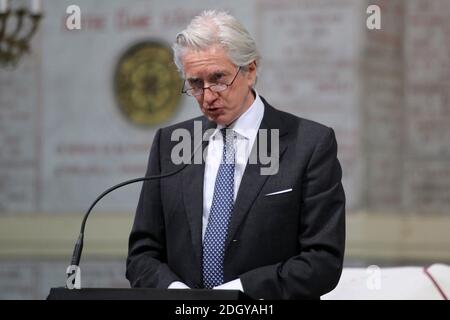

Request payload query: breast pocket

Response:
[258,187,297,214]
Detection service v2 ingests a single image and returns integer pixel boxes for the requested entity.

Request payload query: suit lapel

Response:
[181,99,290,263]
[225,100,289,249]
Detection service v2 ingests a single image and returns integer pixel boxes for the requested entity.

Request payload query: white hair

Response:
[172,10,261,77]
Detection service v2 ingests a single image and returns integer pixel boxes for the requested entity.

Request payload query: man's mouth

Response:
[206,106,221,112]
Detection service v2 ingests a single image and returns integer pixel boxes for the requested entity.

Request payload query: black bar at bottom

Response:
[47,287,251,300]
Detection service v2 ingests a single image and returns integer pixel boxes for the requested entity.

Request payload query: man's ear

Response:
[246,61,257,87]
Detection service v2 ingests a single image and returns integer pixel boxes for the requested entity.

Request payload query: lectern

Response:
[47,288,251,300]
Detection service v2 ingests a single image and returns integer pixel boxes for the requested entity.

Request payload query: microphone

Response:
[66,130,211,289]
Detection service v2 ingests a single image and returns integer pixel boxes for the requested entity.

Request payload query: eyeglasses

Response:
[182,67,241,97]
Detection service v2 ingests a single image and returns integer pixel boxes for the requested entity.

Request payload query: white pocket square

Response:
[264,188,293,196]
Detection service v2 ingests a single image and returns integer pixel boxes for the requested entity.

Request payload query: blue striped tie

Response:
[202,128,236,288]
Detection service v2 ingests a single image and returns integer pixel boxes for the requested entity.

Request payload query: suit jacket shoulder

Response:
[259,96,336,152]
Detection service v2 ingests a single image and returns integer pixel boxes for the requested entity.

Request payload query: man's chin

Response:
[206,114,228,126]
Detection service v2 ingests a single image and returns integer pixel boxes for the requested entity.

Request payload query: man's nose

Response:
[203,87,218,105]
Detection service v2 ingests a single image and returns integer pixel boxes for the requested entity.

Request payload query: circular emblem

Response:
[114,41,182,126]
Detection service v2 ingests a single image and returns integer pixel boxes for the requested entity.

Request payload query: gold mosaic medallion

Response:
[114,41,182,126]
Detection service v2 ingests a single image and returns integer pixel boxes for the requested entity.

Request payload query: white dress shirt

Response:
[202,92,265,239]
[169,91,265,291]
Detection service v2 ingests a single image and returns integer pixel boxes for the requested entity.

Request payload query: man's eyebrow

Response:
[210,70,230,77]
[186,70,230,82]
[208,71,227,79]
[186,76,201,82]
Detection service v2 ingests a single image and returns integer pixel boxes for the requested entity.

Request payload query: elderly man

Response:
[126,10,345,300]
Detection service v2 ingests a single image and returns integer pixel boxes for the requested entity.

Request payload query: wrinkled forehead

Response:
[181,46,235,78]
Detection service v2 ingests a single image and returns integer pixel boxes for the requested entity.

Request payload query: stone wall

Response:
[1,0,449,299]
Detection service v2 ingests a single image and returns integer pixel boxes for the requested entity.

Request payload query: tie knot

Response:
[220,128,235,164]
[221,127,235,140]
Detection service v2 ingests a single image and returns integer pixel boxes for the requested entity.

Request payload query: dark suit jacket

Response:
[126,96,345,299]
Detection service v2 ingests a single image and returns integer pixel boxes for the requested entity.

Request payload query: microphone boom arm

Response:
[66,135,209,289]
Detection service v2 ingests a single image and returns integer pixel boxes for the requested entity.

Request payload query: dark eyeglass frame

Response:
[182,66,241,96]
